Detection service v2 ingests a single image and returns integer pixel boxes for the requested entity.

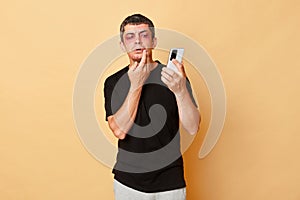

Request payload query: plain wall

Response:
[1,0,300,199]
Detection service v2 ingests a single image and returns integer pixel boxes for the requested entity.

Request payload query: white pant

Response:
[113,179,186,200]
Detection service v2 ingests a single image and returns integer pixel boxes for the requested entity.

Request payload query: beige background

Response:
[1,0,300,199]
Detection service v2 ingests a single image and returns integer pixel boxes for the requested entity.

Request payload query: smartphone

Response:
[166,48,184,73]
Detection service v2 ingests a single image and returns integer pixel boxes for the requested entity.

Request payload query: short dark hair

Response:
[120,14,155,42]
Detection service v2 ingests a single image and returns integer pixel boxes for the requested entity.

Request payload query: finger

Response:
[162,66,176,77]
[163,67,179,82]
[138,50,147,67]
[172,59,184,75]
[161,75,170,86]
[161,70,173,82]
[181,61,186,77]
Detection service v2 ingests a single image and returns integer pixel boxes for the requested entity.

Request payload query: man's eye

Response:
[125,34,134,40]
[141,33,149,38]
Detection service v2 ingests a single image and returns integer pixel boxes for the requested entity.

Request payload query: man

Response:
[104,14,200,200]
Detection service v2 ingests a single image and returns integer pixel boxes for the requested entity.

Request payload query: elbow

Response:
[187,114,201,135]
[187,125,199,135]
[107,116,127,139]
[183,122,199,135]
[113,129,127,140]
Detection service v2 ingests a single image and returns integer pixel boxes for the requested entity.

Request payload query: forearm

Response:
[175,89,200,135]
[107,51,153,139]
[108,87,142,139]
[160,60,200,134]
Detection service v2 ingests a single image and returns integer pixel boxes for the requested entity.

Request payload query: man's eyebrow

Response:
[139,30,148,34]
[124,29,149,34]
[124,31,135,35]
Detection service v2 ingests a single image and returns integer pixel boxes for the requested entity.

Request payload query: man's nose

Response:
[135,34,141,44]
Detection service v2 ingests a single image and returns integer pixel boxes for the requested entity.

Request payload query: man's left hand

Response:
[161,59,187,96]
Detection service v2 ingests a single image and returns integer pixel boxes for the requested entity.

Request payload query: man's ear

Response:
[152,37,157,48]
[120,41,126,52]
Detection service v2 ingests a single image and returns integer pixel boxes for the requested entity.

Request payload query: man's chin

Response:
[133,59,142,63]
[132,55,142,62]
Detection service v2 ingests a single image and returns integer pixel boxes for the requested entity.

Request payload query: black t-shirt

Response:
[104,62,196,193]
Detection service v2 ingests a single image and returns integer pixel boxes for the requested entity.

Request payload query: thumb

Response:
[172,59,185,76]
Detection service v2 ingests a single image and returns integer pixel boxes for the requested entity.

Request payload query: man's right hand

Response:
[108,50,148,139]
[128,50,150,91]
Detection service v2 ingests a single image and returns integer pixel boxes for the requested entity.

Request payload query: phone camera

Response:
[170,49,177,61]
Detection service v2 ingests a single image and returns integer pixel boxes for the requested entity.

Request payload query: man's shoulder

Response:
[104,66,129,86]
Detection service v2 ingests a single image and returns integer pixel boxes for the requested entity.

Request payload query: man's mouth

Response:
[134,48,146,52]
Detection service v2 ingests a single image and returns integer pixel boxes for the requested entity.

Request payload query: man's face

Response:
[121,23,156,62]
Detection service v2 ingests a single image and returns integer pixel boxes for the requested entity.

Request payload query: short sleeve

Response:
[103,67,130,121]
[104,77,114,121]
[186,78,198,108]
